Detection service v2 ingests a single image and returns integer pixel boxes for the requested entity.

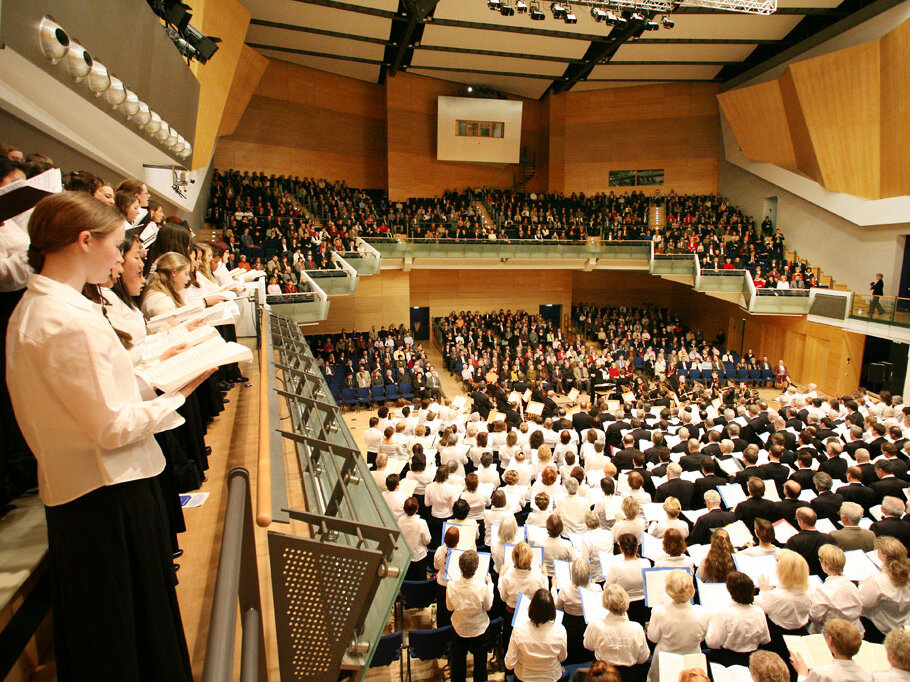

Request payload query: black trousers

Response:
[45,477,192,682]
[451,627,490,682]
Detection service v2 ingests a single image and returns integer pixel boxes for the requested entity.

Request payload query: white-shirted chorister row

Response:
[398,514,431,563]
[446,576,493,638]
[583,613,650,667]
[705,602,771,652]
[860,572,910,634]
[7,275,185,506]
[504,620,567,682]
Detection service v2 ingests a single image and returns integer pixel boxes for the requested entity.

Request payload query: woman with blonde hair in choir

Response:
[859,536,910,642]
[140,251,191,319]
[646,569,708,682]
[756,549,813,674]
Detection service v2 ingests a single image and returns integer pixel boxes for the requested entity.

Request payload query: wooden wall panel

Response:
[385,73,547,200]
[880,19,910,198]
[187,0,251,168]
[218,45,269,137]
[777,68,824,185]
[571,271,677,307]
[787,40,882,200]
[306,270,411,334]
[216,60,388,188]
[560,83,721,195]
[545,92,566,194]
[408,269,572,320]
[717,80,798,170]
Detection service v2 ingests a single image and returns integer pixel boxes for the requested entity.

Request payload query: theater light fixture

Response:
[488,0,502,8]
[529,2,546,18]
[36,16,191,159]
[563,3,578,22]
[38,16,69,63]
[516,0,529,11]
[591,6,608,20]
[550,2,567,18]
[64,42,92,82]
[606,10,627,25]
[501,3,516,15]
[86,61,111,96]
[479,0,776,21]
[645,18,660,29]
[661,14,674,27]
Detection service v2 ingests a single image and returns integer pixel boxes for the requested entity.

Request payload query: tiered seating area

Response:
[206,172,846,293]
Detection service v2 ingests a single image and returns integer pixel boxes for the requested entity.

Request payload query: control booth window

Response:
[456,120,505,138]
[609,169,665,187]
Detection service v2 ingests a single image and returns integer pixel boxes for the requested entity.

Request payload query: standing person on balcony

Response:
[870,273,885,316]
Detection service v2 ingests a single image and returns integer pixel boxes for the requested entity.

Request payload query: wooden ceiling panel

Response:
[242,0,392,39]
[717,80,798,169]
[419,24,590,58]
[652,13,802,40]
[406,68,551,99]
[613,42,758,62]
[410,50,568,76]
[246,24,386,60]
[587,64,722,80]
[256,49,381,83]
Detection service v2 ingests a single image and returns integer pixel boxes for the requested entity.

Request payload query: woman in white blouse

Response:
[650,496,689,539]
[140,251,191,319]
[604,532,651,624]
[738,518,781,557]
[705,571,771,668]
[647,569,709,682]
[425,468,459,547]
[877,630,910,682]
[7,192,206,680]
[581,510,616,583]
[654,528,696,572]
[447,550,494,682]
[583,584,650,672]
[555,558,602,664]
[505,588,567,682]
[400,497,431,580]
[540,514,575,578]
[491,515,519,575]
[482,490,513,548]
[756,549,813,667]
[611,496,647,546]
[810,544,863,635]
[556,477,592,534]
[498,542,549,612]
[860,536,910,642]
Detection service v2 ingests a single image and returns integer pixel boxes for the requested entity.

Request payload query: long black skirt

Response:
[45,477,192,682]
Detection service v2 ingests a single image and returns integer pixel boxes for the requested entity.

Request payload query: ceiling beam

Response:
[549,19,648,95]
[247,43,384,65]
[380,0,441,83]
[407,64,566,80]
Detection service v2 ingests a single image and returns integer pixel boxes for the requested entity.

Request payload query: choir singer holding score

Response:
[5,192,214,681]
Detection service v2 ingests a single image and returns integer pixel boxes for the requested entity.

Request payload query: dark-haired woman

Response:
[7,191,208,680]
[505,588,567,682]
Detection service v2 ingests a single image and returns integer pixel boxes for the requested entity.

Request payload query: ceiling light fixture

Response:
[86,61,111,96]
[529,2,546,18]
[516,0,529,11]
[64,42,92,82]
[105,77,127,107]
[500,3,516,15]
[563,3,578,22]
[550,2,567,18]
[38,16,69,63]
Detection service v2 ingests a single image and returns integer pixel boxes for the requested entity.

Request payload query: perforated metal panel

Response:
[269,531,383,681]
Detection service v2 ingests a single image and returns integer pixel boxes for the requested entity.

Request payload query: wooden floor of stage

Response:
[26,339,782,681]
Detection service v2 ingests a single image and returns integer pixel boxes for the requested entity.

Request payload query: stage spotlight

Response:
[563,4,577,23]
[156,121,171,143]
[467,86,474,93]
[105,77,127,107]
[630,11,646,21]
[516,0,528,12]
[645,19,660,29]
[179,143,192,159]
[606,11,627,25]
[591,7,608,21]
[529,2,546,19]
[550,2,566,19]
[500,3,515,15]
[38,16,69,63]
[488,0,502,8]
[661,15,674,28]
[64,42,92,82]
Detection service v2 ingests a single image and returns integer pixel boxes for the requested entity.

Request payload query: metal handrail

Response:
[257,306,271,527]
[202,467,267,682]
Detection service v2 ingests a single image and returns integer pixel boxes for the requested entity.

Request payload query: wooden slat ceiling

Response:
[240,0,884,99]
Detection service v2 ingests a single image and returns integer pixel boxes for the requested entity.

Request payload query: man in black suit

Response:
[839,466,876,515]
[810,472,843,524]
[843,426,867,459]
[471,384,493,420]
[725,422,750,454]
[700,430,722,457]
[757,444,791,497]
[693,458,728,504]
[734,477,779,538]
[784,507,836,576]
[855,449,879,487]
[870,496,910,548]
[870,460,910,504]
[644,432,666,464]
[690,490,735,545]
[654,463,696,510]
[604,412,631,451]
[572,402,596,435]
[630,451,656,497]
[670,428,691,455]
[769,417,797,452]
[611,434,639,471]
[628,419,651,447]
[878,442,909,481]
[788,451,817,492]
[651,448,672,479]
[870,272,885,315]
[819,441,848,481]
[866,422,888,460]
[733,446,763,490]
[680,439,708,473]
[774,480,810,528]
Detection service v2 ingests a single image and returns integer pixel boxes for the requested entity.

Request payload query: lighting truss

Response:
[487,0,777,17]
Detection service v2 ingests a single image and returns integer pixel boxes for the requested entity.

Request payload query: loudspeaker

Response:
[868,362,886,384]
